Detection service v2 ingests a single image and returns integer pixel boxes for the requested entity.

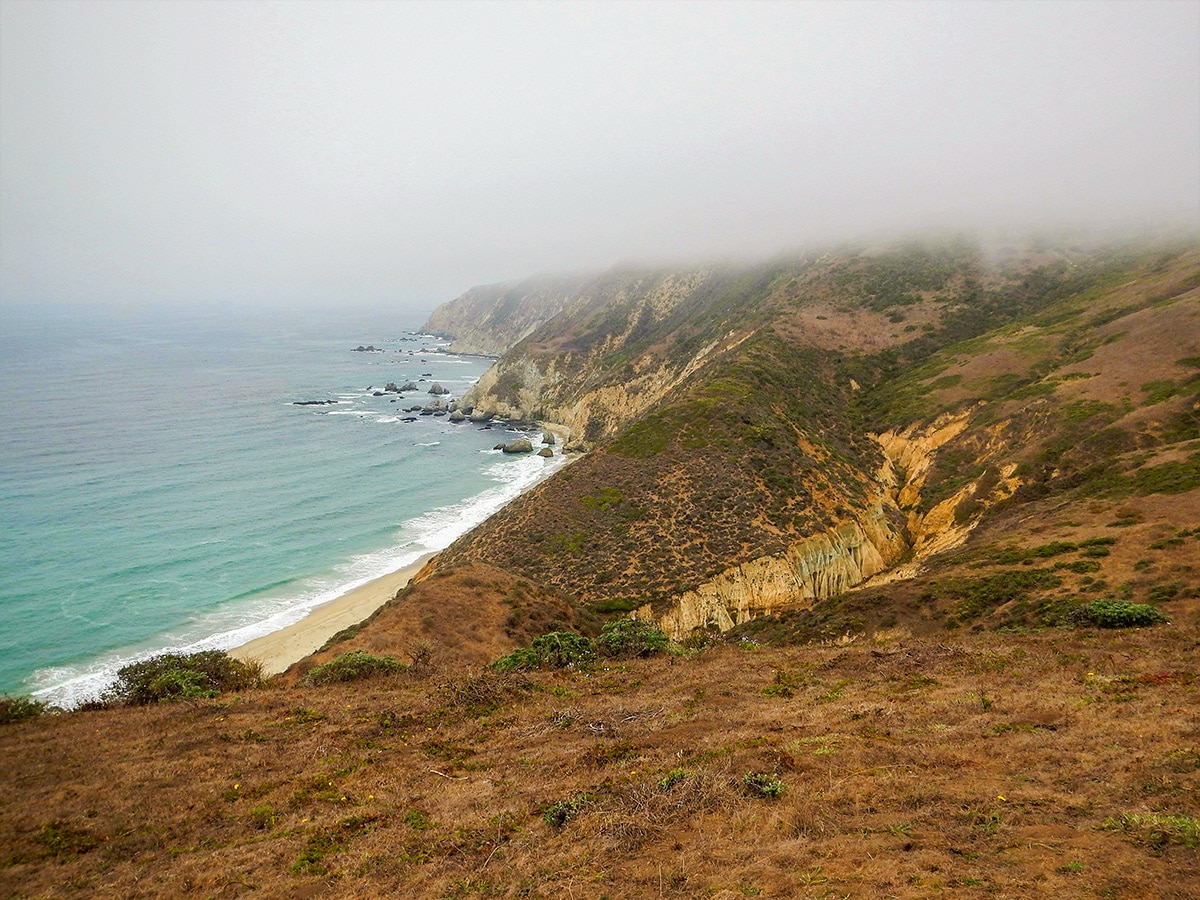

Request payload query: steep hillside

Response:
[425,237,1200,639]
[421,273,594,356]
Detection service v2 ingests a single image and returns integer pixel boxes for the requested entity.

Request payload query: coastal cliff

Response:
[420,273,591,356]
[420,237,1200,638]
[6,236,1200,900]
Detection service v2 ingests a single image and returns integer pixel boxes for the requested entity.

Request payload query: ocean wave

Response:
[27,449,571,709]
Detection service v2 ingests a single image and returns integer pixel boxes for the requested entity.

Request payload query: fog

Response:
[1,0,1197,317]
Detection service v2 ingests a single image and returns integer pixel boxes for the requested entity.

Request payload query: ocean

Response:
[0,307,564,707]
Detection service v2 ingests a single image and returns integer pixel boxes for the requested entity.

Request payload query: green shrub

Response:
[491,631,594,671]
[658,768,688,791]
[0,694,49,724]
[593,596,643,614]
[743,772,786,798]
[107,650,262,705]
[303,650,405,685]
[595,618,669,659]
[1072,600,1169,628]
[542,792,595,827]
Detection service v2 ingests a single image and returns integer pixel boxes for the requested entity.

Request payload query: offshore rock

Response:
[499,438,534,454]
[428,382,450,395]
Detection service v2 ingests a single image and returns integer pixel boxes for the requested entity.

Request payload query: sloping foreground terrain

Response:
[2,622,1198,898]
[2,234,1199,898]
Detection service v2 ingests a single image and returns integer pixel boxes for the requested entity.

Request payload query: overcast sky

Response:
[1,0,1197,317]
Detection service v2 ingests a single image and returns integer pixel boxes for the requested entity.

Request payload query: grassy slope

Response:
[2,625,1197,898]
[439,239,1200,622]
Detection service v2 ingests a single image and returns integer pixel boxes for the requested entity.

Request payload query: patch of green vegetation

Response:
[0,694,49,724]
[1107,513,1142,527]
[594,618,668,659]
[1102,813,1199,850]
[302,650,405,686]
[742,772,786,799]
[292,814,385,875]
[592,596,643,614]
[1131,453,1200,496]
[928,374,963,390]
[580,487,624,511]
[1146,582,1188,603]
[1071,600,1169,628]
[1141,380,1177,405]
[657,767,688,791]
[36,821,102,859]
[490,631,595,672]
[925,569,1063,626]
[106,650,262,705]
[542,792,595,828]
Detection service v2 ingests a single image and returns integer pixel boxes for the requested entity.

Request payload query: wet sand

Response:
[229,553,435,675]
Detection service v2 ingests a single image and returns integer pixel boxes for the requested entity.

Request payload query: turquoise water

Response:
[0,308,564,706]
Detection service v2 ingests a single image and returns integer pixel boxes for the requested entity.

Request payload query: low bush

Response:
[0,694,49,725]
[303,650,405,685]
[1071,600,1169,628]
[107,651,262,705]
[491,631,594,671]
[742,772,786,798]
[595,618,669,659]
[542,792,595,828]
[439,669,531,714]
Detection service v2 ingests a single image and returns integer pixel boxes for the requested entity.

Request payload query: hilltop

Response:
[2,233,1198,898]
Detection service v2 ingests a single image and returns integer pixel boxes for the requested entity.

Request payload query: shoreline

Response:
[227,446,579,679]
[229,552,437,675]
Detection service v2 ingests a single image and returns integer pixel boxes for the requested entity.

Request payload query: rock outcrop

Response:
[421,273,594,356]
[639,505,907,638]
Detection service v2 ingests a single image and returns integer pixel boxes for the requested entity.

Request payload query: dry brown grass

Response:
[2,621,1197,898]
[282,563,588,686]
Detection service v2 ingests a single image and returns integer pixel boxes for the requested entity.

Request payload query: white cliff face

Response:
[638,408,1025,639]
[639,505,907,639]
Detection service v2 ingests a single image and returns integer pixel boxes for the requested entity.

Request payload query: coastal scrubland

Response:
[3,233,1198,897]
[1,612,1197,898]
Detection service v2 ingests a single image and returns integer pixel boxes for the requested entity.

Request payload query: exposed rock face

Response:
[638,504,907,639]
[421,274,593,356]
[459,268,752,449]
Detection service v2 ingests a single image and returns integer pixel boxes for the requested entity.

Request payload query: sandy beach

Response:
[230,552,436,675]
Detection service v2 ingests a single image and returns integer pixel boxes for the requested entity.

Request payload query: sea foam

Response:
[27,443,569,708]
